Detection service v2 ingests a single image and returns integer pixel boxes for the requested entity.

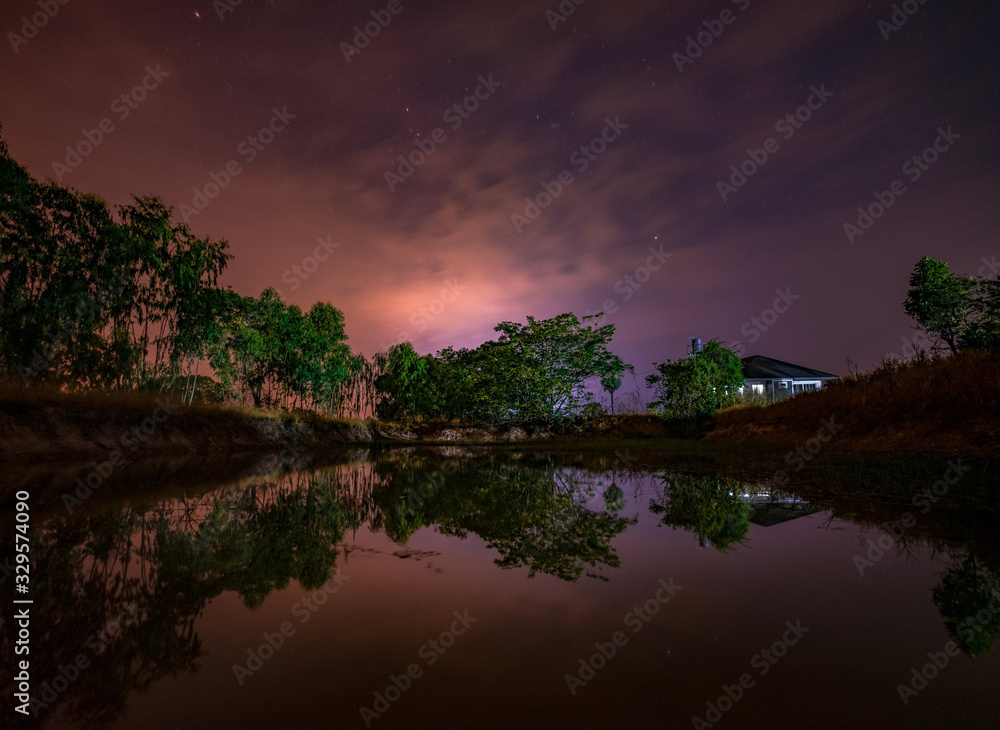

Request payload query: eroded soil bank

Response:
[1,382,994,466]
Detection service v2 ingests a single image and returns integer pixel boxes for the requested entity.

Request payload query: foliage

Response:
[490,313,631,421]
[12,476,355,726]
[207,288,359,410]
[904,256,999,355]
[646,340,745,418]
[373,342,431,419]
[0,137,232,388]
[0,132,361,412]
[374,313,632,423]
[963,278,1000,351]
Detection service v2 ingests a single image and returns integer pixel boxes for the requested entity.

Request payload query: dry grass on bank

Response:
[712,351,1000,457]
[0,384,373,461]
[3,351,997,460]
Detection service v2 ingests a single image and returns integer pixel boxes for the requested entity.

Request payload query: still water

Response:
[6,448,999,729]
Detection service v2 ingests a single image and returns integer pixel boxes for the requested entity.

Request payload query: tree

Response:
[117,196,231,386]
[646,340,744,418]
[962,278,1000,351]
[489,312,630,422]
[371,456,635,581]
[600,358,633,414]
[372,313,632,423]
[374,342,430,419]
[0,132,231,389]
[0,141,130,386]
[904,256,976,356]
[302,301,359,411]
[207,289,357,409]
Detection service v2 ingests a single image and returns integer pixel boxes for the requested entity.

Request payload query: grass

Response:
[713,351,1000,457]
[2,351,996,460]
[0,383,375,462]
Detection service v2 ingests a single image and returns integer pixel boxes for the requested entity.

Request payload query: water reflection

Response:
[2,449,998,728]
[933,555,1000,658]
[3,473,359,727]
[650,473,751,551]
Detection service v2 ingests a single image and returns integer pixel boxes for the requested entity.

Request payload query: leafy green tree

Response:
[491,313,629,422]
[904,256,976,356]
[302,301,359,411]
[430,345,484,418]
[374,342,431,419]
[208,288,357,410]
[117,196,231,386]
[1,139,128,386]
[373,313,631,423]
[600,368,627,415]
[962,278,1000,351]
[0,132,230,389]
[646,340,744,418]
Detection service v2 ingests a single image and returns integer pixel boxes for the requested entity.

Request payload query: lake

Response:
[6,447,999,729]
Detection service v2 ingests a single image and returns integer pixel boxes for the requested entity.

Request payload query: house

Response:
[741,355,837,398]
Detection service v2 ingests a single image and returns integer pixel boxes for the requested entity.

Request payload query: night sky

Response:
[3,0,999,392]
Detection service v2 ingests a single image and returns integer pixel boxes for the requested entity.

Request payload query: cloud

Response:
[3,0,999,376]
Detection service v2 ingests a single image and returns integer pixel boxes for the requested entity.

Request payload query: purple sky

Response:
[3,0,999,390]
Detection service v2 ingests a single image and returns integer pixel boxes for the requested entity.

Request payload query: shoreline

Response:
[1,387,993,463]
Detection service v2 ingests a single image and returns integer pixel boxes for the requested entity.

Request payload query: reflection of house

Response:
[741,355,837,399]
[746,495,823,527]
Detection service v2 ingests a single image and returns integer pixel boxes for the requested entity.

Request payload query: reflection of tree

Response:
[650,473,750,551]
[1,476,355,729]
[603,483,626,514]
[6,450,1000,728]
[0,455,640,728]
[438,467,634,582]
[371,457,635,581]
[932,555,1000,658]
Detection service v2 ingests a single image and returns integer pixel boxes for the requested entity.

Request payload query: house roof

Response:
[741,355,837,381]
